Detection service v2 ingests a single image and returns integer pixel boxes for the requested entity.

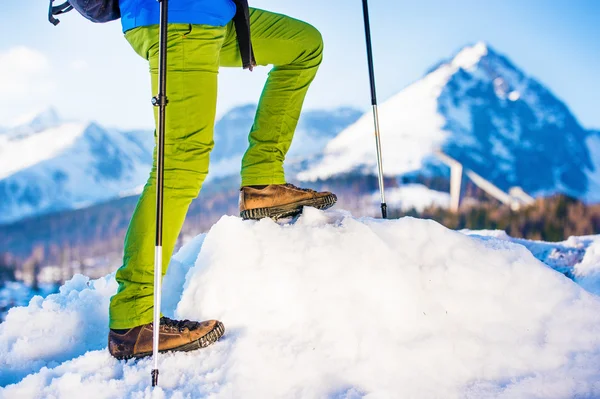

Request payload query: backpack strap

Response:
[232,0,256,71]
[48,0,74,26]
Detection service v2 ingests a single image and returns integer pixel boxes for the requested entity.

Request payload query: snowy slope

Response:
[463,229,600,312]
[300,42,595,201]
[0,110,154,224]
[2,209,600,398]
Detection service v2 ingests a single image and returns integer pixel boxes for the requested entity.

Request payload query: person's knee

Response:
[302,23,324,66]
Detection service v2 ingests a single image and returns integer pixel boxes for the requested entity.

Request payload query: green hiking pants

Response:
[109,8,323,329]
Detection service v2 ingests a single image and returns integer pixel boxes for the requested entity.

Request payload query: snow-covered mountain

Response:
[0,110,155,224]
[300,42,599,202]
[0,106,361,224]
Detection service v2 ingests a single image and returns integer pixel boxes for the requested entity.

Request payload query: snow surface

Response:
[2,209,600,398]
[574,238,600,294]
[462,230,598,285]
[0,282,57,322]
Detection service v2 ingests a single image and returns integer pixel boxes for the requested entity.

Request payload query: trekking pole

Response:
[361,0,387,219]
[151,0,169,387]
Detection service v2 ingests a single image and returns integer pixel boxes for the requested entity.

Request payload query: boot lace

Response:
[284,183,316,193]
[159,316,200,332]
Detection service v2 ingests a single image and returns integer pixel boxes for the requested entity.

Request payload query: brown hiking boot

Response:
[108,317,225,360]
[239,183,337,220]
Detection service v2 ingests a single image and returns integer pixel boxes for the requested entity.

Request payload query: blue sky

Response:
[1,0,599,129]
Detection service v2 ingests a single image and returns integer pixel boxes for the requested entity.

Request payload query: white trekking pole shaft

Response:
[361,0,387,218]
[151,0,169,387]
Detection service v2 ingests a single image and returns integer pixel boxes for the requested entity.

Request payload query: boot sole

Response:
[116,321,225,360]
[240,194,337,220]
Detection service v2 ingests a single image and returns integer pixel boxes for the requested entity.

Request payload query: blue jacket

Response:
[119,0,237,33]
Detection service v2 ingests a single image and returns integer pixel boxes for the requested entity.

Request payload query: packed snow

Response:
[462,230,598,289]
[0,282,58,322]
[1,209,600,398]
[573,238,600,294]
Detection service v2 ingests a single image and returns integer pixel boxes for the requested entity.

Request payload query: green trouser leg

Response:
[109,9,323,329]
[109,24,225,329]
[220,8,324,186]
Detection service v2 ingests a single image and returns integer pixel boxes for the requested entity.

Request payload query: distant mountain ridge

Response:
[299,42,599,202]
[0,112,154,224]
[0,106,362,224]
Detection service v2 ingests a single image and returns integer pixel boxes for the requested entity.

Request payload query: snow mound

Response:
[0,275,117,385]
[574,238,600,295]
[2,209,600,398]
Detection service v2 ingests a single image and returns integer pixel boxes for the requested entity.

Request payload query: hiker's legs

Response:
[109,24,225,329]
[220,8,324,186]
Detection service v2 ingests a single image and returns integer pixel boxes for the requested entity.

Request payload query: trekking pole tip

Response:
[151,369,159,387]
